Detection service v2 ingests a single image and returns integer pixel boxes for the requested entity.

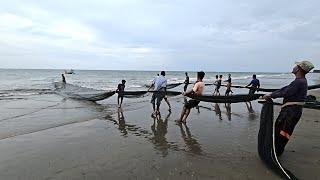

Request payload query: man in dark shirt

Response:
[246,74,260,94]
[263,61,314,156]
[116,80,126,108]
[184,72,189,92]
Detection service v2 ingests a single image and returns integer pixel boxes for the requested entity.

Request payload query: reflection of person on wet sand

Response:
[117,110,128,136]
[225,103,232,121]
[150,112,171,157]
[178,123,202,155]
[214,103,222,120]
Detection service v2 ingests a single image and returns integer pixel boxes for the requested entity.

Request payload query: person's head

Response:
[228,74,231,77]
[216,75,218,79]
[185,72,188,76]
[160,71,165,76]
[219,75,223,78]
[253,74,256,79]
[61,74,65,77]
[122,80,126,84]
[157,74,159,76]
[197,71,205,80]
[293,61,314,76]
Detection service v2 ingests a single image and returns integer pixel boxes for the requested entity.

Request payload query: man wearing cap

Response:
[263,60,314,156]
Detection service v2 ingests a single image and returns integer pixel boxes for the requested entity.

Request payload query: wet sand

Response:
[0,93,319,180]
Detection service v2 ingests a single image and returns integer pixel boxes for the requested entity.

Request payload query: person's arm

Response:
[184,83,198,96]
[271,81,299,99]
[246,81,253,87]
[257,80,260,89]
[148,79,155,91]
[147,84,154,91]
[116,84,120,92]
[184,89,194,96]
[264,80,299,99]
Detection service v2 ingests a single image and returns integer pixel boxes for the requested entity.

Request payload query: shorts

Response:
[184,84,189,91]
[118,92,124,97]
[225,89,231,95]
[249,87,257,95]
[275,105,303,155]
[151,91,165,106]
[185,99,200,109]
[215,85,221,92]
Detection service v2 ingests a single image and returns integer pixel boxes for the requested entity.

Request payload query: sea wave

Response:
[0,88,54,98]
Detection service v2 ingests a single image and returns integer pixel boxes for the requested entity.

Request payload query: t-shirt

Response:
[153,75,167,91]
[250,79,260,87]
[271,78,308,103]
[117,84,125,92]
[192,81,205,95]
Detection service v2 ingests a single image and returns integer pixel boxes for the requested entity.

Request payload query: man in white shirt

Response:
[148,71,167,117]
[178,71,205,123]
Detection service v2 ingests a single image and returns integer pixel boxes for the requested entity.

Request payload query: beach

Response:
[0,91,319,179]
[0,70,319,179]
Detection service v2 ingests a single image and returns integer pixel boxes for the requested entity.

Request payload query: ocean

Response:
[0,69,319,101]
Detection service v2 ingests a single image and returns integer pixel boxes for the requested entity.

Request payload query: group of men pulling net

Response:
[56,61,319,179]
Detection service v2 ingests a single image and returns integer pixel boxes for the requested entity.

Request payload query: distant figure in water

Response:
[178,71,205,123]
[263,60,314,156]
[213,74,222,96]
[61,74,66,83]
[246,74,260,94]
[116,80,126,108]
[225,74,233,96]
[184,72,189,92]
[148,71,167,117]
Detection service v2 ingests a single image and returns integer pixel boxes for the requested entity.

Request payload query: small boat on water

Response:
[64,69,75,74]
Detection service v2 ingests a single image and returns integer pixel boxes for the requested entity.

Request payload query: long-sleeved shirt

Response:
[271,78,308,103]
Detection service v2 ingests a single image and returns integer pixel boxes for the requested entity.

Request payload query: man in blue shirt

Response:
[148,71,167,117]
[246,74,260,94]
[263,60,314,156]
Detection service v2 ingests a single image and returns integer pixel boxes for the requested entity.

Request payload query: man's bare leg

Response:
[164,97,171,111]
[182,109,191,123]
[119,97,123,107]
[179,106,187,122]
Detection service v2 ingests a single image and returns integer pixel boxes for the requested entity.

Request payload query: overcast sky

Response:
[0,0,319,72]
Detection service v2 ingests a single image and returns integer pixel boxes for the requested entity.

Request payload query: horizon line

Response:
[0,68,288,74]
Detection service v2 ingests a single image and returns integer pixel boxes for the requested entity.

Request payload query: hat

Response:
[122,79,126,82]
[295,60,314,73]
